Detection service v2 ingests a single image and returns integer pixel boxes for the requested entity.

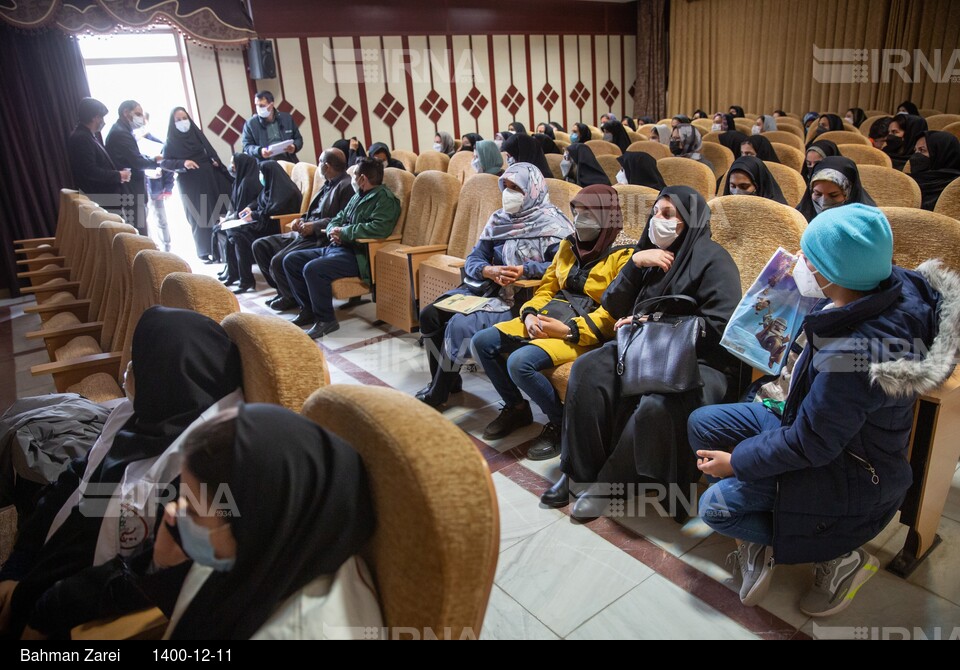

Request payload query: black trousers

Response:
[252,233,318,297]
[225,227,272,285]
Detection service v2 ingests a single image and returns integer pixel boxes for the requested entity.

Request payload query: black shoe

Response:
[526,423,562,461]
[305,320,340,339]
[222,277,238,287]
[233,282,256,294]
[290,309,316,328]
[540,474,571,508]
[570,492,609,523]
[482,401,533,440]
[202,257,218,265]
[269,296,298,312]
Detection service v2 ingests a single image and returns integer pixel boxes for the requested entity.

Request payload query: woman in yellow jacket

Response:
[471,185,633,460]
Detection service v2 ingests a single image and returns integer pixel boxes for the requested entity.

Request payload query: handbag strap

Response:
[559,289,604,341]
[631,293,698,317]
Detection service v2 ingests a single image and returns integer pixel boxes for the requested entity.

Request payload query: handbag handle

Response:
[559,289,604,341]
[631,294,698,318]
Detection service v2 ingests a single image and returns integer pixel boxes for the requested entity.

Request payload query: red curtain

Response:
[0,25,90,294]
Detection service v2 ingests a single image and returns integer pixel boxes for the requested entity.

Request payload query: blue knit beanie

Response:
[800,204,893,291]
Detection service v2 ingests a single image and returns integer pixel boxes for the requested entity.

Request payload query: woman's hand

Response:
[239,207,253,223]
[0,580,18,633]
[696,450,735,479]
[537,316,572,339]
[153,502,188,570]
[184,160,199,170]
[633,249,675,272]
[524,314,547,339]
[483,265,523,286]
[614,316,633,331]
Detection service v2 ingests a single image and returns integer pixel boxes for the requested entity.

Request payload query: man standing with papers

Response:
[106,100,162,235]
[242,90,303,164]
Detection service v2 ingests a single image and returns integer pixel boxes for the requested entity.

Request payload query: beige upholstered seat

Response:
[554,131,571,144]
[15,190,84,274]
[18,202,100,288]
[418,174,503,307]
[587,125,603,140]
[691,119,714,136]
[838,144,893,168]
[447,150,476,184]
[585,139,622,157]
[415,150,451,174]
[708,195,808,294]
[925,114,959,130]
[544,178,581,218]
[545,153,564,179]
[764,161,807,207]
[941,122,960,142]
[817,130,871,147]
[770,143,804,174]
[733,118,754,135]
[762,131,805,152]
[595,155,622,184]
[291,162,317,212]
[275,160,296,177]
[375,171,461,331]
[858,166,922,208]
[301,385,498,639]
[221,312,330,409]
[390,149,418,173]
[657,157,716,200]
[637,123,657,138]
[699,142,734,183]
[625,129,644,144]
[933,178,960,221]
[626,141,672,160]
[884,207,960,271]
[160,272,241,323]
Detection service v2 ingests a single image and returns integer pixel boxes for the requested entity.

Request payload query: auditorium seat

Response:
[858,165,922,208]
[764,161,807,207]
[595,154,622,184]
[274,161,318,231]
[415,150,451,174]
[585,139,621,157]
[275,159,296,178]
[762,131,805,153]
[447,150,476,184]
[626,140,671,160]
[838,143,893,168]
[699,142,734,183]
[933,178,960,221]
[390,149,418,173]
[657,157,716,200]
[817,130,871,147]
[770,142,804,174]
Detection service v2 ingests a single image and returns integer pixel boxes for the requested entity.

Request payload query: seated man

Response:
[283,157,401,339]
[252,148,354,311]
[368,142,407,171]
[688,204,956,617]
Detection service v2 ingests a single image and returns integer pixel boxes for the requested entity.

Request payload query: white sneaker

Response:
[800,548,879,617]
[727,542,775,607]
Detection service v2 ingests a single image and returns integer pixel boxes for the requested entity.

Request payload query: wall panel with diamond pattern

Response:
[188,34,636,159]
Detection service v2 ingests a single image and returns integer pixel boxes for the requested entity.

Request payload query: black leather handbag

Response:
[615,294,706,396]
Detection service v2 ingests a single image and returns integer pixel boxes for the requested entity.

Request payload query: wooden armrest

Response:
[17,266,71,280]
[15,237,55,247]
[513,279,543,289]
[26,321,102,341]
[398,244,450,255]
[356,235,402,245]
[271,212,307,223]
[447,259,466,268]
[21,281,80,297]
[73,608,167,640]
[16,245,59,258]
[24,298,90,317]
[32,352,121,393]
[18,255,66,268]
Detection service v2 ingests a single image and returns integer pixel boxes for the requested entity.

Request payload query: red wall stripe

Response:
[379,37,395,148]
[558,35,567,130]
[486,34,499,134]
[524,34,535,131]
[299,38,323,154]
[446,35,461,140]
[400,35,420,153]
[353,36,372,148]
[591,34,598,125]
[620,34,626,119]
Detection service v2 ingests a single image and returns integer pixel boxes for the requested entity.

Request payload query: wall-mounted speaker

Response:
[248,39,276,80]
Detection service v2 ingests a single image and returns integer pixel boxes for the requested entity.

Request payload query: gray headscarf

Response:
[676,124,704,160]
[435,131,456,157]
[652,124,671,145]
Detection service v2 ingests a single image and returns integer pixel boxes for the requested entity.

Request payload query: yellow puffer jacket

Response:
[495,240,634,365]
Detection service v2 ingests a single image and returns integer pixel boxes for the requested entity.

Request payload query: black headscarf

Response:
[572,123,591,143]
[847,108,867,128]
[719,130,750,158]
[886,114,929,169]
[729,106,746,118]
[100,307,242,485]
[723,156,788,204]
[536,123,555,139]
[229,153,262,215]
[255,161,303,220]
[368,142,406,170]
[673,115,692,125]
[617,151,666,190]
[742,135,780,163]
[912,131,960,211]
[898,101,921,117]
[802,140,841,183]
[508,121,528,135]
[797,156,876,222]
[460,133,483,152]
[163,107,220,163]
[502,133,552,178]
[718,113,737,133]
[623,117,638,130]
[565,143,610,186]
[533,133,562,155]
[691,110,707,121]
[550,121,566,132]
[601,119,632,152]
[170,404,375,640]
[807,114,844,146]
[333,139,366,167]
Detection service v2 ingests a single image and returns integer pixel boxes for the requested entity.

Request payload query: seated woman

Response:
[797,156,876,223]
[717,116,749,159]
[601,119,632,153]
[692,110,708,121]
[722,156,788,204]
[503,133,553,177]
[433,131,457,157]
[690,204,954,616]
[885,114,929,170]
[739,135,780,163]
[650,124,671,145]
[540,186,742,521]
[508,121,528,135]
[729,106,746,118]
[214,153,262,277]
[535,122,555,139]
[533,133,562,155]
[671,115,692,128]
[623,116,638,130]
[459,133,483,153]
[368,142,407,170]
[898,100,921,117]
[845,107,867,129]
[752,115,777,134]
[549,121,566,133]
[416,163,572,408]
[811,113,845,141]
[157,404,380,639]
[911,131,960,210]
[472,185,632,458]
[802,111,819,131]
[494,131,513,150]
[616,151,667,190]
[670,124,714,172]
[801,139,840,183]
[562,144,611,186]
[332,138,366,167]
[224,161,302,294]
[472,140,506,177]
[0,308,243,639]
[570,123,591,144]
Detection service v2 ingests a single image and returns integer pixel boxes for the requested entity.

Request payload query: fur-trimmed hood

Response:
[871,260,960,397]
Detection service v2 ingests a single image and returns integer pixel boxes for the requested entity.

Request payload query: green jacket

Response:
[325,184,401,283]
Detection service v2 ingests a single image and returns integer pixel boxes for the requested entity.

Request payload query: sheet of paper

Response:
[219,218,250,231]
[266,140,295,156]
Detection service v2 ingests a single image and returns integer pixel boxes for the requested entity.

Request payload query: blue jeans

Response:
[688,403,782,546]
[471,328,563,426]
[282,245,360,322]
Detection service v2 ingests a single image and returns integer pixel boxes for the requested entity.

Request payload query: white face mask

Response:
[352,178,362,194]
[574,212,601,242]
[175,119,191,133]
[811,195,844,214]
[433,142,443,153]
[711,123,722,132]
[131,114,146,129]
[845,116,854,124]
[471,157,481,172]
[752,126,762,135]
[494,139,503,150]
[560,158,573,177]
[256,105,272,119]
[648,216,680,249]
[793,257,831,299]
[615,169,628,185]
[501,189,525,214]
[602,133,614,142]
[729,186,755,196]
[507,155,516,166]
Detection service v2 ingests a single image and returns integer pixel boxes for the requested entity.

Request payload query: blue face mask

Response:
[570,133,579,143]
[259,173,265,187]
[178,507,235,572]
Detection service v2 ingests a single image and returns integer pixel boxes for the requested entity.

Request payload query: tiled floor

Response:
[4,254,960,640]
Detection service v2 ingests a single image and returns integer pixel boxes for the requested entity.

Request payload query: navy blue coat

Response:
[241,111,304,164]
[731,266,942,564]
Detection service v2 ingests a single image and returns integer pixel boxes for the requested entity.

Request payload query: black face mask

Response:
[462,144,472,152]
[885,135,904,152]
[909,153,931,173]
[669,140,683,156]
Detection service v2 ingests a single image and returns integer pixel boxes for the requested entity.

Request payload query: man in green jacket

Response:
[283,157,401,338]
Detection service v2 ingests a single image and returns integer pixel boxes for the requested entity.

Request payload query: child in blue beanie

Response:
[687,204,958,618]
